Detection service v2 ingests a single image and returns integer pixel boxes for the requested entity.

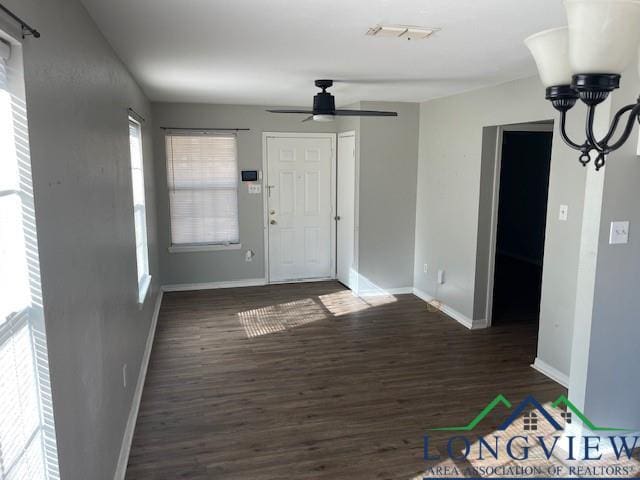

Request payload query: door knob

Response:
[270,219,277,225]
[334,216,341,221]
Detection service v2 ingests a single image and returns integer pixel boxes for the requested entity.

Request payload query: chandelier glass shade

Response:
[525,0,640,170]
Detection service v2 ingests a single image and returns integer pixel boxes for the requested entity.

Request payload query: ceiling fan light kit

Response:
[525,0,640,170]
[267,79,398,121]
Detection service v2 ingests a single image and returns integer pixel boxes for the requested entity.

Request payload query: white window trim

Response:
[168,243,242,254]
[137,273,152,306]
[129,116,151,305]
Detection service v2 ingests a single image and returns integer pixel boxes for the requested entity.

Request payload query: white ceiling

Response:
[80,0,566,107]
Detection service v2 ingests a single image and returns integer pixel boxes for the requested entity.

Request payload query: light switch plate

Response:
[609,221,630,245]
[248,183,261,194]
[559,205,568,221]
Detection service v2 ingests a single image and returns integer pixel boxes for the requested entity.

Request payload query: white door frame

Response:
[262,132,337,284]
[485,122,554,326]
[337,130,359,292]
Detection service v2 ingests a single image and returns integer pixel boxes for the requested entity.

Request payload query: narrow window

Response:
[165,133,240,247]
[128,117,150,303]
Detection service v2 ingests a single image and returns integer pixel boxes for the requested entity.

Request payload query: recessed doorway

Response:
[489,123,553,326]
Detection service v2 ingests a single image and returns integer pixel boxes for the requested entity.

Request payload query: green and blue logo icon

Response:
[429,394,626,433]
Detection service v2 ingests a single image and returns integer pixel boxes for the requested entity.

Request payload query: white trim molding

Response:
[162,278,267,292]
[114,289,164,480]
[352,272,412,297]
[531,357,570,388]
[413,288,488,330]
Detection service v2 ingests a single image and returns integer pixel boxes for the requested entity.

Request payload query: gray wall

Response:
[414,76,588,377]
[152,103,335,285]
[571,66,640,429]
[357,101,419,291]
[2,0,160,478]
[153,101,419,291]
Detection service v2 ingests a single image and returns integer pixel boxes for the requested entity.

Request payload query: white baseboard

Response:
[162,278,267,292]
[412,288,487,330]
[385,287,414,295]
[358,286,414,296]
[532,357,569,388]
[354,273,414,297]
[114,289,163,480]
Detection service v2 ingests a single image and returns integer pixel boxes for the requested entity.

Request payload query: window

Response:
[523,411,538,431]
[128,118,151,303]
[165,133,240,249]
[0,38,60,479]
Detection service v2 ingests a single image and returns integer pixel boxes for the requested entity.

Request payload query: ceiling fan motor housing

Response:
[313,91,335,114]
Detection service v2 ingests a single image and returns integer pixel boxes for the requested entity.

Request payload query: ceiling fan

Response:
[266,79,398,122]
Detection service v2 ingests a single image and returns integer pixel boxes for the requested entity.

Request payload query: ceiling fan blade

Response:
[301,115,314,122]
[334,109,398,117]
[266,109,314,114]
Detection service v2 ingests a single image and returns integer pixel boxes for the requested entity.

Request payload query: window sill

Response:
[138,275,152,307]
[168,243,242,253]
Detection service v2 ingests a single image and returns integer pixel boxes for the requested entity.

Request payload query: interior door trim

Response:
[262,132,337,284]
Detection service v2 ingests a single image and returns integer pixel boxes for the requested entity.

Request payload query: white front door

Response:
[337,133,357,289]
[266,135,334,282]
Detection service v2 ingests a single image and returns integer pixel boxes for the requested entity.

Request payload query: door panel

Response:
[337,134,356,289]
[267,136,333,282]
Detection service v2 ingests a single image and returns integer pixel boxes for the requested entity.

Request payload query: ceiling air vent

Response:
[366,24,439,40]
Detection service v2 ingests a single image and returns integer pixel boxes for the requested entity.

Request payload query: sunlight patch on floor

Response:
[318,290,396,316]
[238,298,327,338]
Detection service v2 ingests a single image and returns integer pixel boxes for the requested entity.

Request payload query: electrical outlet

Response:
[122,364,127,389]
[423,264,428,274]
[559,205,569,221]
[437,269,445,285]
[609,221,629,245]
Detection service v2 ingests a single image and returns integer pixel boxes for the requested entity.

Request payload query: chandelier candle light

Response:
[525,0,640,170]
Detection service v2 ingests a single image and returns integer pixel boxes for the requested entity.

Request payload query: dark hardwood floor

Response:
[125,281,564,480]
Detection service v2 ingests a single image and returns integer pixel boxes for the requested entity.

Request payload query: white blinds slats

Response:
[165,134,240,245]
[0,50,29,327]
[0,43,58,480]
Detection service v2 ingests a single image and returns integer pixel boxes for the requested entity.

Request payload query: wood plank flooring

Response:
[126,281,564,479]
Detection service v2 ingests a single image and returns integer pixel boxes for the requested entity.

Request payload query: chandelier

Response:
[525,0,640,170]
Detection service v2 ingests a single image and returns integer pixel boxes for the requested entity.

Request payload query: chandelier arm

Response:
[605,102,640,152]
[559,110,586,151]
[601,103,637,144]
[585,105,605,153]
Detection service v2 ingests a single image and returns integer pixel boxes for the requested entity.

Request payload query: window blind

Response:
[165,133,240,245]
[0,40,60,480]
[0,54,30,326]
[128,118,150,302]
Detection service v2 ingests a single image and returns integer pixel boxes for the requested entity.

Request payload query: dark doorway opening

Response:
[491,128,553,326]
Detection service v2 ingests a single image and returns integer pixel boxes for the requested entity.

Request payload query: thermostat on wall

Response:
[241,170,259,182]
